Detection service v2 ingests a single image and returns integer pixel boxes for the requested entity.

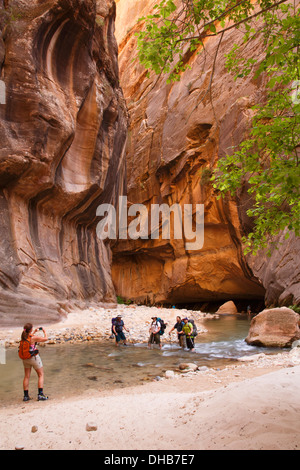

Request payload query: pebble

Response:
[165,370,175,379]
[31,425,38,433]
[179,363,198,372]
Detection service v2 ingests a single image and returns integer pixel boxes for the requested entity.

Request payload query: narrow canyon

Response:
[0,0,299,325]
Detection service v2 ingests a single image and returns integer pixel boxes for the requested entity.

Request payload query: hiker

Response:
[148,316,162,349]
[18,323,49,402]
[112,315,129,346]
[169,316,186,348]
[179,317,195,351]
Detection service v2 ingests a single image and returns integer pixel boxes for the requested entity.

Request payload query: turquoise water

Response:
[0,315,279,406]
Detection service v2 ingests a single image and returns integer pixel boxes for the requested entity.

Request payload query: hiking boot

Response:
[23,396,31,402]
[37,393,48,401]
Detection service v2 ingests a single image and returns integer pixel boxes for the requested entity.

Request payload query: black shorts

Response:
[115,331,126,342]
[186,336,194,349]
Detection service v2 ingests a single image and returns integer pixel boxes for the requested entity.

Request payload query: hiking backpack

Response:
[188,319,198,337]
[111,317,117,333]
[111,317,124,334]
[18,336,39,360]
[157,318,167,335]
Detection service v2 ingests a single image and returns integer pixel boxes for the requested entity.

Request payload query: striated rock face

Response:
[246,307,300,348]
[247,230,300,307]
[0,0,128,325]
[112,0,267,306]
[112,0,299,307]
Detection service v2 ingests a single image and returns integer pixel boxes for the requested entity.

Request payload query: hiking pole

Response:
[167,334,175,350]
[127,329,134,345]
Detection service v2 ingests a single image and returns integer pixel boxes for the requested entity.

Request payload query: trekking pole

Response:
[167,334,174,350]
[127,329,134,345]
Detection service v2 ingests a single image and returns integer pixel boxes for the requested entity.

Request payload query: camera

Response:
[39,327,43,330]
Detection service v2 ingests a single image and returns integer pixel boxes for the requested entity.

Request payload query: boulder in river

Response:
[246,307,300,348]
[216,301,238,315]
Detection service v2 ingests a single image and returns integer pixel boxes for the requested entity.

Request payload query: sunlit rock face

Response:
[0,0,128,325]
[112,0,299,307]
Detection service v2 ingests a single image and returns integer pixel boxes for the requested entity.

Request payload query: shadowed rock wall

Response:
[112,0,299,307]
[0,0,128,325]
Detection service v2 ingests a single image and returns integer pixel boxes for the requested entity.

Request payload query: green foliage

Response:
[289,304,300,313]
[136,0,300,254]
[117,295,133,305]
[0,5,22,26]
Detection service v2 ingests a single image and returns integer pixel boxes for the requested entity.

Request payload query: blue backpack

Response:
[157,318,167,335]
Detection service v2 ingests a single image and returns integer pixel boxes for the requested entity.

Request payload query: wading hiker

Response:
[18,323,49,402]
[168,316,186,348]
[112,315,129,346]
[179,317,195,351]
[148,316,162,349]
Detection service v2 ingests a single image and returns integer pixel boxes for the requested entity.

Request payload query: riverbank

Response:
[0,304,211,347]
[1,304,300,450]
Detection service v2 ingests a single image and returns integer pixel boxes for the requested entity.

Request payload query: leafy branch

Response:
[136,0,300,254]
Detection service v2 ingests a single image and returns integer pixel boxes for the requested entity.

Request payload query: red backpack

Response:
[18,335,38,360]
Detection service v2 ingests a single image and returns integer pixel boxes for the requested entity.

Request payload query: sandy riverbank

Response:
[0,304,210,346]
[0,364,299,450]
[1,305,300,450]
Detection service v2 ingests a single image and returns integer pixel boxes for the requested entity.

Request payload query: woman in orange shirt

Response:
[19,323,49,402]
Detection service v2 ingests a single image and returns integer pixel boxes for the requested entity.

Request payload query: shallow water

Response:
[0,315,279,406]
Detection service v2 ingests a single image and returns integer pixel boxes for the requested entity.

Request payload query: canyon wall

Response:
[0,0,128,325]
[0,0,298,327]
[113,0,299,307]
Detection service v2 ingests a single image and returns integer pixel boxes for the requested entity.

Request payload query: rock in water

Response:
[0,0,128,325]
[246,307,300,348]
[179,363,198,372]
[216,301,238,315]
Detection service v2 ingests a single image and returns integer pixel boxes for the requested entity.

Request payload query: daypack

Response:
[157,318,167,336]
[18,336,39,360]
[189,319,198,337]
[111,317,117,333]
[111,318,124,333]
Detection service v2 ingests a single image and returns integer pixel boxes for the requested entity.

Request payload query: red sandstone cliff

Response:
[0,0,128,325]
[0,0,298,327]
[112,0,299,307]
